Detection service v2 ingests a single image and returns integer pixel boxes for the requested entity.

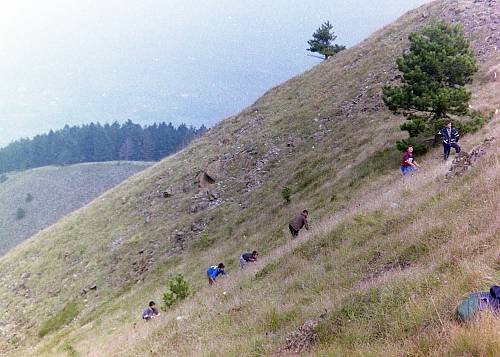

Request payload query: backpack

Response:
[457,286,500,322]
[456,292,491,322]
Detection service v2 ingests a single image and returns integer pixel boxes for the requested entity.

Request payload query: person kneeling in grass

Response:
[207,263,225,285]
[142,301,160,321]
[239,251,258,268]
[400,144,419,176]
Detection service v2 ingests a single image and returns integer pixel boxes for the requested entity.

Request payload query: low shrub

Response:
[191,233,215,251]
[61,341,79,357]
[281,186,292,204]
[453,111,487,135]
[162,274,189,310]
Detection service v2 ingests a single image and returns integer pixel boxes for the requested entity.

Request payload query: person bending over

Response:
[207,263,225,285]
[142,301,160,321]
[240,251,258,268]
[289,210,309,238]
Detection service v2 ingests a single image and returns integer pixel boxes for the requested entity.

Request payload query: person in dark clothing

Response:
[207,263,225,285]
[400,145,419,176]
[289,210,309,238]
[239,251,258,268]
[142,301,160,320]
[438,120,461,160]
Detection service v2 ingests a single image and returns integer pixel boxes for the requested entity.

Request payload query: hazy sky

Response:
[0,0,430,147]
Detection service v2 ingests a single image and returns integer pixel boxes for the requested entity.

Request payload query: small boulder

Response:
[195,171,216,188]
[162,187,174,198]
[206,189,220,201]
[189,201,209,213]
[174,231,186,243]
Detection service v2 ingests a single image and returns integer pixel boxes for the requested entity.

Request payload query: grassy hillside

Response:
[0,0,498,356]
[0,162,152,256]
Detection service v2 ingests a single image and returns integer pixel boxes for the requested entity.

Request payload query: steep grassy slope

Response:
[0,162,152,256]
[0,0,498,355]
[89,122,499,357]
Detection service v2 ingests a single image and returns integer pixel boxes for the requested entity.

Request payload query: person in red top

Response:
[400,145,419,176]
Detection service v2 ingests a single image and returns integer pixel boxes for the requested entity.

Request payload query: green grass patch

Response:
[349,147,401,187]
[191,233,216,251]
[38,302,79,338]
[293,161,332,193]
[389,225,453,266]
[60,341,79,357]
[396,242,429,265]
[294,211,390,260]
[263,307,299,333]
[255,260,281,280]
[317,275,443,345]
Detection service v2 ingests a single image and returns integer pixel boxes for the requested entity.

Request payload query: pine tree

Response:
[307,21,345,60]
[141,129,156,161]
[118,137,135,161]
[383,21,478,152]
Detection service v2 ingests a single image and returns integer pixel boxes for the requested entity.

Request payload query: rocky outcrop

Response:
[195,171,216,188]
[277,318,320,355]
[446,136,495,179]
[162,187,174,198]
[439,0,499,62]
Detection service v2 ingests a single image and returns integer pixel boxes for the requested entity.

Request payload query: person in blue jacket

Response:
[207,263,225,285]
[438,120,461,160]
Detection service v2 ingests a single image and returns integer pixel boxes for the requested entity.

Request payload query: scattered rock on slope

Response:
[277,318,320,355]
[446,136,495,179]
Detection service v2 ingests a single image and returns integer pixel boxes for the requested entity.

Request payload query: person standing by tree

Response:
[289,210,309,238]
[383,21,477,153]
[438,120,461,160]
[307,21,345,60]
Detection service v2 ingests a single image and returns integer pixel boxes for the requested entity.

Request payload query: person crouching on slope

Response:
[400,144,419,176]
[240,251,258,268]
[142,301,160,321]
[207,263,225,285]
[289,210,309,238]
[438,120,461,160]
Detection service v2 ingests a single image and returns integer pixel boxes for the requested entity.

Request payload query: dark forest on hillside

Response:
[0,120,206,174]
